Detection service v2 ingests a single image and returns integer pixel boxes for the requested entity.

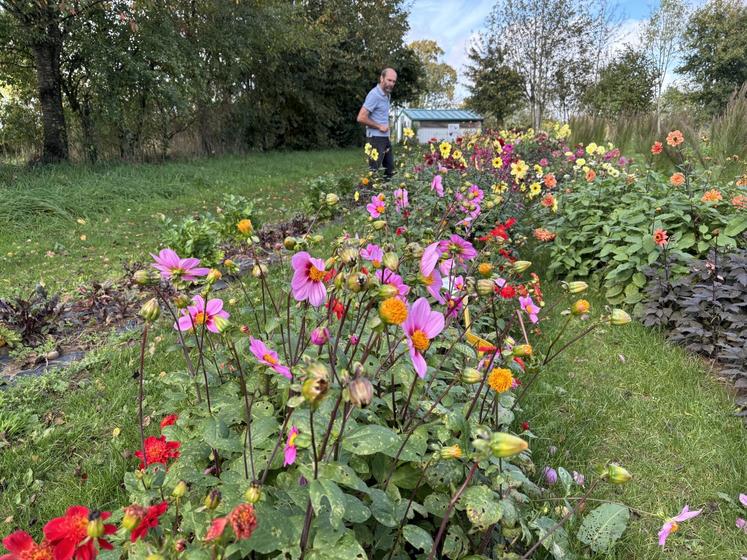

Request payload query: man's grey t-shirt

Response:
[363,85,390,138]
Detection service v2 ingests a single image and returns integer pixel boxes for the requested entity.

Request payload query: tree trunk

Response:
[32,20,69,164]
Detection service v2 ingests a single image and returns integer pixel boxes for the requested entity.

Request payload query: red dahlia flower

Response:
[160,415,178,430]
[1,531,53,560]
[134,435,181,469]
[130,502,168,542]
[43,506,115,560]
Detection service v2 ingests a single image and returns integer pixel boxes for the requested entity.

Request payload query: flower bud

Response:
[284,237,297,250]
[476,279,495,297]
[244,483,262,504]
[372,220,387,230]
[86,512,105,538]
[490,432,529,458]
[346,272,368,293]
[513,344,533,357]
[566,281,588,294]
[382,252,399,271]
[252,264,268,278]
[440,445,463,460]
[213,315,231,334]
[139,298,161,322]
[610,309,631,326]
[571,299,590,316]
[204,489,221,510]
[325,193,340,207]
[478,263,493,277]
[174,540,187,553]
[406,242,424,258]
[133,269,160,286]
[377,283,399,299]
[512,261,532,273]
[461,368,483,384]
[173,480,188,498]
[347,377,373,407]
[302,377,329,406]
[312,234,324,244]
[310,326,330,346]
[122,505,146,531]
[237,219,253,235]
[605,464,632,484]
[174,294,191,309]
[207,269,222,283]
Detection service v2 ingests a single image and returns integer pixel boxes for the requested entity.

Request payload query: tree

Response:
[485,0,595,129]
[464,35,524,124]
[408,39,456,108]
[677,0,747,116]
[583,47,657,116]
[643,0,688,131]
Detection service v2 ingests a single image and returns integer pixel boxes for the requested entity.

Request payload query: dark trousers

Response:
[367,136,394,179]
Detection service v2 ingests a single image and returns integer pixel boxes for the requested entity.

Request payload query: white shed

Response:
[395,108,484,144]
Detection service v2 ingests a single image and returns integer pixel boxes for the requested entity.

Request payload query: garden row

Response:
[1,128,745,560]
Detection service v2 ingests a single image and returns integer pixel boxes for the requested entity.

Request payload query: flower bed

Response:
[4,129,745,559]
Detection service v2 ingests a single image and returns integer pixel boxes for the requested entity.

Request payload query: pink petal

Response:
[274,364,292,379]
[420,242,441,276]
[739,494,747,507]
[291,251,310,271]
[308,282,327,307]
[191,294,205,309]
[658,522,673,547]
[176,315,194,331]
[674,506,702,522]
[205,298,223,315]
[181,257,201,269]
[409,346,427,378]
[423,311,445,339]
[284,444,297,466]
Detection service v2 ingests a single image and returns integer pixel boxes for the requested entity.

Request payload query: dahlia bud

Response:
[382,252,399,271]
[340,247,358,264]
[346,272,368,293]
[405,242,424,258]
[206,269,222,283]
[440,445,463,460]
[174,294,191,309]
[512,260,532,274]
[223,259,237,273]
[283,236,297,250]
[513,344,533,357]
[478,262,493,277]
[476,279,495,297]
[310,326,330,346]
[244,483,262,504]
[252,264,268,278]
[605,464,632,484]
[204,489,221,510]
[461,367,483,384]
[325,193,340,207]
[566,281,588,294]
[610,309,631,326]
[302,377,329,406]
[174,540,187,553]
[122,505,146,531]
[213,315,230,334]
[236,219,253,235]
[133,269,160,286]
[571,299,590,316]
[372,220,387,230]
[490,432,529,458]
[87,512,105,538]
[377,283,399,299]
[172,480,188,498]
[347,376,373,407]
[311,234,323,244]
[139,298,161,322]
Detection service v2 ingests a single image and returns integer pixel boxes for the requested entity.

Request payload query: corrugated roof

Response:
[402,108,484,121]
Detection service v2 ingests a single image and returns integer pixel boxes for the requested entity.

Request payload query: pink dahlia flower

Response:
[431,174,444,197]
[420,241,443,277]
[402,297,444,378]
[174,295,229,333]
[291,251,327,307]
[519,295,540,324]
[360,244,384,268]
[439,234,477,262]
[376,268,410,297]
[658,505,701,548]
[284,426,299,466]
[367,194,386,218]
[393,188,409,211]
[249,336,291,379]
[151,248,209,282]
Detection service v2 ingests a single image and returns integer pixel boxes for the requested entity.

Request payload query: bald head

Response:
[379,68,397,94]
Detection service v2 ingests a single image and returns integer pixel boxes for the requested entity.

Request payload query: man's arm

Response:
[357,106,388,132]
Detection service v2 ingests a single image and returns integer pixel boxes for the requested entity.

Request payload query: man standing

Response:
[357,68,397,179]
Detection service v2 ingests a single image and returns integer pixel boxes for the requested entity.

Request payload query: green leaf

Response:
[723,215,747,237]
[531,516,573,560]
[368,488,398,527]
[577,503,630,553]
[459,485,503,530]
[342,425,400,456]
[310,479,346,530]
[342,494,371,523]
[300,463,369,493]
[306,531,366,560]
[631,272,647,288]
[202,417,243,453]
[678,232,695,249]
[403,524,434,551]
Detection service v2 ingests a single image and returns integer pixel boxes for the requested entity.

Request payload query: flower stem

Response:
[428,462,478,560]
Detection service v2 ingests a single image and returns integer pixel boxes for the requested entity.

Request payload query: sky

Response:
[404,0,675,102]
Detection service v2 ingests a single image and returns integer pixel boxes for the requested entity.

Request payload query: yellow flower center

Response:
[308,265,325,282]
[670,522,679,534]
[411,329,430,353]
[372,259,381,268]
[488,368,513,393]
[194,311,207,325]
[288,432,297,446]
[379,297,408,325]
[263,353,278,365]
[420,273,434,286]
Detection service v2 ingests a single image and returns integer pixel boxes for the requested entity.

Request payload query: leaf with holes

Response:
[458,484,503,530]
[577,503,630,553]
[531,516,573,560]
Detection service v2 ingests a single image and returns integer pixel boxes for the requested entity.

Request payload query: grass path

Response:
[524,285,747,558]
[0,150,359,295]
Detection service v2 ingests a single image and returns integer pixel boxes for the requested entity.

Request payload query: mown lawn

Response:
[0,150,359,295]
[524,284,747,559]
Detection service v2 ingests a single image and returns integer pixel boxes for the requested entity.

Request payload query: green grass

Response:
[0,150,359,296]
[524,285,747,559]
